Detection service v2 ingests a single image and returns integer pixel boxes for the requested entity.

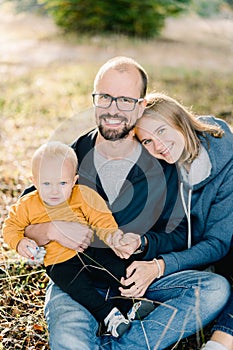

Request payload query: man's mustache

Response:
[99,113,127,122]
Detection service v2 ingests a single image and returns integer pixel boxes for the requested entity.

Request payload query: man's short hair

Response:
[94,56,148,98]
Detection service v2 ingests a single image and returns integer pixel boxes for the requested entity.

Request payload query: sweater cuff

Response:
[159,253,180,276]
[8,236,23,251]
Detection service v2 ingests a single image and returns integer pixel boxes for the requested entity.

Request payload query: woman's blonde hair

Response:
[142,93,224,163]
[31,141,78,178]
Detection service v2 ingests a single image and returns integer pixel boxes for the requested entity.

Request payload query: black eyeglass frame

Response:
[92,93,144,111]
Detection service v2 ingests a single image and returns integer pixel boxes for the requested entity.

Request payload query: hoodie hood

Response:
[193,116,233,190]
[179,116,233,249]
[160,116,233,275]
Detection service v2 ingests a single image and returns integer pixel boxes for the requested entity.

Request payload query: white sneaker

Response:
[201,341,228,350]
[127,300,155,321]
[104,308,131,338]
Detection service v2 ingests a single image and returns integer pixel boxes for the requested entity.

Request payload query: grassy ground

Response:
[0,3,232,349]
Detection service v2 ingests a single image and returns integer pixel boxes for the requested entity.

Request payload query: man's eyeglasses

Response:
[92,93,144,112]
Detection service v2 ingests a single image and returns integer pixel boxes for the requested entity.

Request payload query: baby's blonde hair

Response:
[31,141,78,178]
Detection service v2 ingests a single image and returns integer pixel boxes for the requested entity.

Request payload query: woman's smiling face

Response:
[136,116,186,164]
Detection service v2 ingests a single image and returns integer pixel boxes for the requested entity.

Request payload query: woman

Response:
[134,92,233,350]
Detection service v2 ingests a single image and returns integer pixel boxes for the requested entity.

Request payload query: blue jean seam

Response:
[212,325,233,336]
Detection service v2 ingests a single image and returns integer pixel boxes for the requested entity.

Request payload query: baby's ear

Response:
[73,174,79,185]
[29,175,37,188]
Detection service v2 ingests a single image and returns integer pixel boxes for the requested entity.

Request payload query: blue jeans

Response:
[212,292,233,337]
[44,270,230,350]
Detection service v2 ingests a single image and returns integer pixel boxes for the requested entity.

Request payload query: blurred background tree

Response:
[191,0,233,17]
[4,0,46,13]
[37,0,191,37]
[4,0,233,37]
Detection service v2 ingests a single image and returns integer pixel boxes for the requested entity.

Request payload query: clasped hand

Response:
[106,230,141,259]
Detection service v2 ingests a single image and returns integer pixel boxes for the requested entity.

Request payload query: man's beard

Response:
[98,124,136,140]
[98,115,136,141]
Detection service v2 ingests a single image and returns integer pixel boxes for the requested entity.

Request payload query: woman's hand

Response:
[119,259,165,298]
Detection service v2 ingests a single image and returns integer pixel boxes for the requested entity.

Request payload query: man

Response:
[25,57,230,349]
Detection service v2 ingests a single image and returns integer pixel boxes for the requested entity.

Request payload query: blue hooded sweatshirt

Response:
[153,116,233,275]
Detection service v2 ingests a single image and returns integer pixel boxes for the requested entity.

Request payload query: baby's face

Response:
[35,158,77,206]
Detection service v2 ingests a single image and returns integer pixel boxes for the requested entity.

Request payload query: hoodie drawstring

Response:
[180,182,192,249]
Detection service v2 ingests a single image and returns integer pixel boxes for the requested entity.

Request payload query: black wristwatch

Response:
[133,235,147,254]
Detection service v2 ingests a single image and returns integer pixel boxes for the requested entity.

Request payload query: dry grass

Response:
[0,2,232,349]
[0,3,232,180]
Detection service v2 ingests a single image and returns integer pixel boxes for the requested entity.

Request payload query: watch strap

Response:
[133,235,147,254]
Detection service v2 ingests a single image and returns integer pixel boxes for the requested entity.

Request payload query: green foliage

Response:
[3,0,46,14]
[226,0,233,7]
[191,0,225,17]
[39,0,191,37]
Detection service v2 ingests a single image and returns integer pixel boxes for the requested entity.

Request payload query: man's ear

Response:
[142,98,147,107]
[138,98,147,120]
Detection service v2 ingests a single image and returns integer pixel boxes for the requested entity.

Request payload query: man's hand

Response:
[25,223,50,246]
[49,221,93,251]
[25,221,93,251]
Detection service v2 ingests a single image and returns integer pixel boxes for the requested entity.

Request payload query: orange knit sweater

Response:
[3,185,118,266]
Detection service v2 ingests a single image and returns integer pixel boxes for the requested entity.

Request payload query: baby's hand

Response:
[120,232,140,247]
[118,233,141,257]
[106,229,124,247]
[17,238,46,265]
[107,232,141,259]
[106,229,130,259]
[17,238,39,258]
